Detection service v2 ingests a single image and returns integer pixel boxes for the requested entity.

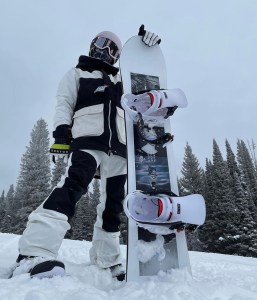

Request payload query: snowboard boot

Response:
[109,264,126,281]
[10,254,65,279]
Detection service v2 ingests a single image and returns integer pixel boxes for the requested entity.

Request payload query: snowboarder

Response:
[10,25,161,281]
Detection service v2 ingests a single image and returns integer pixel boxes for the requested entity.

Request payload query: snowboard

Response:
[120,35,206,282]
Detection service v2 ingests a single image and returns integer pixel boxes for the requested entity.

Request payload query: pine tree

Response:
[179,142,204,195]
[198,159,215,251]
[225,140,257,256]
[237,139,257,209]
[1,184,15,233]
[14,119,51,233]
[88,178,100,233]
[199,140,239,254]
[67,192,92,240]
[178,142,204,250]
[247,139,257,174]
[68,179,100,241]
[226,140,240,179]
[0,190,5,231]
[226,140,256,217]
[90,179,100,204]
[232,172,257,257]
[0,190,5,202]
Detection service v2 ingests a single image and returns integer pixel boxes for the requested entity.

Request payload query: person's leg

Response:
[89,153,127,269]
[18,150,98,259]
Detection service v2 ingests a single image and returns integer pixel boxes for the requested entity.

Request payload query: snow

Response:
[137,235,166,263]
[1,233,257,300]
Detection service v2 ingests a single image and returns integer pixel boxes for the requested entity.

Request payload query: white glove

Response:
[143,31,161,47]
[138,24,161,47]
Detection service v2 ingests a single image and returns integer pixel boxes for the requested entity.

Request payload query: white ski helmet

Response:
[89,31,122,65]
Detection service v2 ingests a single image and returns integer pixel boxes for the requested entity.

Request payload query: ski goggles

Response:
[91,37,120,60]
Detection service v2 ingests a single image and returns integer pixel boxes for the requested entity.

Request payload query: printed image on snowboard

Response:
[131,72,160,93]
[134,129,171,193]
[132,72,172,194]
[131,72,177,276]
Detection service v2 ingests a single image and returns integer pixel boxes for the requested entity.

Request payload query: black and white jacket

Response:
[53,56,126,158]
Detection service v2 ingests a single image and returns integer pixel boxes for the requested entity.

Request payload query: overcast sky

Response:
[1,0,257,193]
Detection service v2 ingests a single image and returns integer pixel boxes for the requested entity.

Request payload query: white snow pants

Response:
[18,150,127,268]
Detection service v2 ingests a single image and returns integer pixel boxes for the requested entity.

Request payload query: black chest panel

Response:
[75,77,123,112]
[75,78,104,111]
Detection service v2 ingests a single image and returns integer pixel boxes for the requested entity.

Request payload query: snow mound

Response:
[0,233,257,300]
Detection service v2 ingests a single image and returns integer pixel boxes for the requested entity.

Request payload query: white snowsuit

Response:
[18,56,127,268]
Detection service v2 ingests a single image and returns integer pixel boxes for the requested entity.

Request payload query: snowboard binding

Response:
[121,88,188,120]
[124,190,206,232]
[124,191,173,224]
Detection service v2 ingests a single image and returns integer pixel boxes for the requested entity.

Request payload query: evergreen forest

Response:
[1,118,257,258]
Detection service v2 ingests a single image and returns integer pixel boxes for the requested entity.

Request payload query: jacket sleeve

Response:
[53,68,78,130]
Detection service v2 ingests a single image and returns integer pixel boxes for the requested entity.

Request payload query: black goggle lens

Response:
[91,37,119,59]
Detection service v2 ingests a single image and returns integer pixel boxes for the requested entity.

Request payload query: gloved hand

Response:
[50,143,70,164]
[50,124,72,164]
[138,24,161,46]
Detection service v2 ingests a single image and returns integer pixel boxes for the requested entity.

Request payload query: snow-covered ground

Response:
[0,233,257,300]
